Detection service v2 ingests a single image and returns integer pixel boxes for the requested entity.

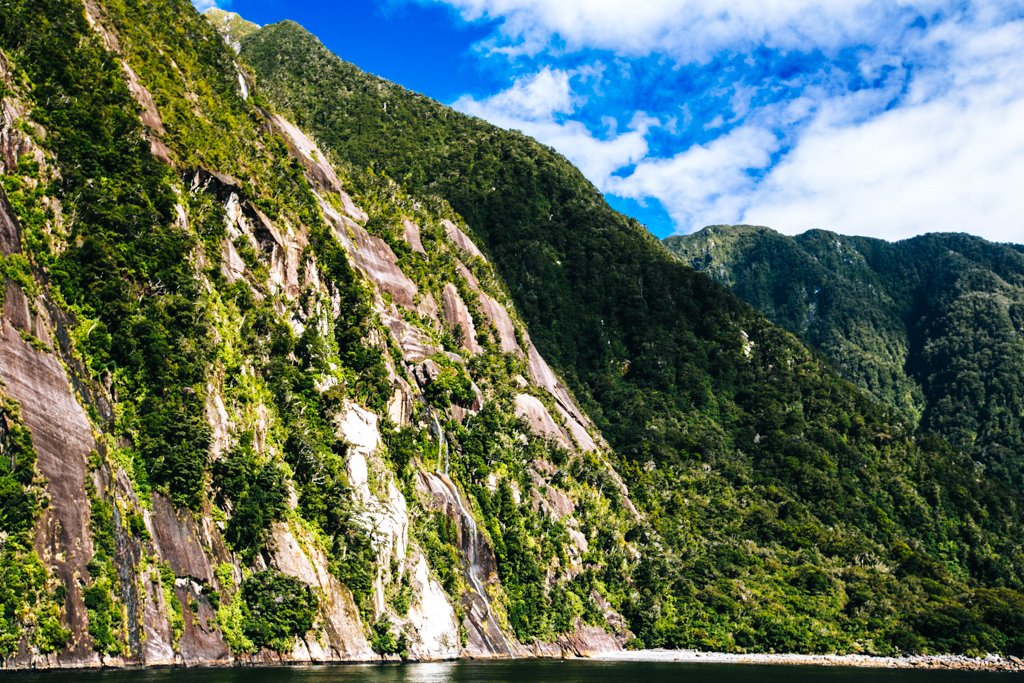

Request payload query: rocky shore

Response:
[592,649,1024,672]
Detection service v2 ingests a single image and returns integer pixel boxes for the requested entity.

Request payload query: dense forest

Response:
[667,226,1024,488]
[232,19,1024,654]
[0,0,1022,665]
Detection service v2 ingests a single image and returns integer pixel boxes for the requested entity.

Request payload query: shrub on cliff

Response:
[240,570,319,651]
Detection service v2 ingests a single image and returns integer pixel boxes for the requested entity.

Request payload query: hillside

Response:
[0,0,1021,669]
[0,0,631,666]
[666,226,1024,486]
[232,17,1024,654]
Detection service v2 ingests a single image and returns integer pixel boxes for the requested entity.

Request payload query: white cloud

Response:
[427,0,956,61]
[654,17,1024,243]
[460,67,575,119]
[608,126,778,230]
[737,22,1024,242]
[192,0,223,11]
[454,68,653,188]
[426,0,1024,243]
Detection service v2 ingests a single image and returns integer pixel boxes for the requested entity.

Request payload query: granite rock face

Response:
[0,2,633,670]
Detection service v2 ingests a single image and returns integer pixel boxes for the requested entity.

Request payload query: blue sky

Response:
[201,0,1024,243]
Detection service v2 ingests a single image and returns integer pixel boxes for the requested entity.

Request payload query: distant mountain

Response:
[666,226,1024,484]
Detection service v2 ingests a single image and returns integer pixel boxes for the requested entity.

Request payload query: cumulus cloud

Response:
[459,67,574,119]
[454,67,653,188]
[427,0,956,61]
[607,126,778,230]
[191,0,223,11]
[614,16,1024,242]
[737,20,1024,241]
[424,0,1024,242]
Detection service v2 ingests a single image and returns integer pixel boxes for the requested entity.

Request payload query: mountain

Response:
[0,0,1022,669]
[232,15,1024,654]
[665,226,1024,485]
[0,0,631,666]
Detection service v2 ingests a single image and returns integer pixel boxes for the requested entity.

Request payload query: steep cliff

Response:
[2,0,1024,667]
[0,0,632,668]
[234,16,1024,656]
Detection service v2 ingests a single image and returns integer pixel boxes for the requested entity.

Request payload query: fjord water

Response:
[8,661,1012,683]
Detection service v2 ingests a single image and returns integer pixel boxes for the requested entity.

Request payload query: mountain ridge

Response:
[0,0,1021,669]
[233,13,1024,656]
[0,0,634,666]
[666,224,1024,485]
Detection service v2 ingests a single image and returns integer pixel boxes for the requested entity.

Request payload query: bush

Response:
[211,434,289,563]
[370,616,408,657]
[240,570,319,651]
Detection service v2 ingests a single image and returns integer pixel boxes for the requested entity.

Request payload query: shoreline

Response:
[590,649,1024,672]
[5,649,1024,674]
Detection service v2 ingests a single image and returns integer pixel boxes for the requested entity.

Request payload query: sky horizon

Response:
[197,0,1023,245]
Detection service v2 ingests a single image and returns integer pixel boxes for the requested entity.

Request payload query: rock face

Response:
[513,394,573,451]
[269,524,375,661]
[321,197,419,309]
[443,220,486,262]
[271,113,341,194]
[149,494,216,583]
[405,554,460,659]
[0,298,99,667]
[0,195,20,254]
[441,283,481,355]
[418,472,518,658]
[402,218,426,255]
[0,2,633,671]
[478,294,521,355]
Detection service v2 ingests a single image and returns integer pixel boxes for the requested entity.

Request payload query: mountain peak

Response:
[203,7,259,52]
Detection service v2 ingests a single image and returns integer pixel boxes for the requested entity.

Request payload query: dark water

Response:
[2,661,1014,683]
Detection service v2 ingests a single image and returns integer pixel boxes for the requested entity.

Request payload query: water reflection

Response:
[400,661,458,683]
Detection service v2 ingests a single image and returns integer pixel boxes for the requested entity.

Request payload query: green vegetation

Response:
[214,563,256,654]
[240,569,319,651]
[237,20,1024,654]
[423,354,476,408]
[203,7,259,47]
[416,511,462,598]
[1,0,214,510]
[4,0,1024,660]
[443,399,616,643]
[369,615,408,657]
[0,399,68,657]
[84,490,126,656]
[666,226,1024,486]
[212,433,289,562]
[158,562,184,648]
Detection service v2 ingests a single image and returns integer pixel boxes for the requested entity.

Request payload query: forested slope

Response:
[0,0,634,666]
[231,19,1024,654]
[667,226,1024,486]
[0,0,1021,665]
